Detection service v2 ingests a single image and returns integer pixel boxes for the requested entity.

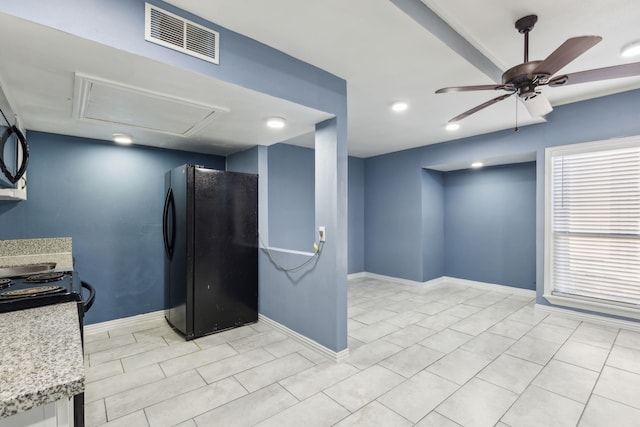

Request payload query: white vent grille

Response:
[145,3,219,64]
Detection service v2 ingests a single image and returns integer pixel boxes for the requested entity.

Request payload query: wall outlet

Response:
[318,226,326,242]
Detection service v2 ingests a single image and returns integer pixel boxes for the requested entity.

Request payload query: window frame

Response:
[544,135,640,320]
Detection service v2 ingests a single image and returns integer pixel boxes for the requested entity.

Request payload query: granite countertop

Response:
[0,237,74,272]
[0,302,85,418]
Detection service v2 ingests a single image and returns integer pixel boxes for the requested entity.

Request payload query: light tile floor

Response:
[84,278,640,426]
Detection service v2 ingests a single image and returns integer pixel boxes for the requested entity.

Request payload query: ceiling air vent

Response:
[145,3,219,64]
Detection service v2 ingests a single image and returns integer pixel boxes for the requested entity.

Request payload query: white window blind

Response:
[551,145,640,307]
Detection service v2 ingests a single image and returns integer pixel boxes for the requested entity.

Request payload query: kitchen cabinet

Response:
[0,399,72,427]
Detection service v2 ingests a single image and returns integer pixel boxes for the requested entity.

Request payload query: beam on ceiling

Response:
[390,0,503,83]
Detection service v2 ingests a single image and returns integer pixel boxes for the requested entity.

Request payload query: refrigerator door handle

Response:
[163,187,176,260]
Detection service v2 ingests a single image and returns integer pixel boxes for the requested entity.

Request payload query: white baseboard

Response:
[354,271,436,287]
[84,310,165,335]
[259,314,349,363]
[443,276,536,297]
[347,272,366,280]
[535,304,640,332]
[351,272,534,297]
[85,310,349,363]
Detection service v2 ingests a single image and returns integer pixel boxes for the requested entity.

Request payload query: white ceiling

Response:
[1,0,639,158]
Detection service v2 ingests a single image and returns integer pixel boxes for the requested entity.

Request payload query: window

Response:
[544,137,640,319]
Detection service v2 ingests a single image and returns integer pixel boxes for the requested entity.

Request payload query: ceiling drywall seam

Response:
[389,0,503,83]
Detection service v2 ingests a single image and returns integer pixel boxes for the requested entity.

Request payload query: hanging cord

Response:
[259,233,324,272]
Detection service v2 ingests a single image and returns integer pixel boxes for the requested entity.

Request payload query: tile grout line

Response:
[491,318,580,425]
[371,398,419,426]
[85,280,640,427]
[414,305,552,424]
[503,318,627,424]
[573,326,620,426]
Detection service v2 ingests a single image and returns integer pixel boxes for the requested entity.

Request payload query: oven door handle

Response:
[81,281,96,313]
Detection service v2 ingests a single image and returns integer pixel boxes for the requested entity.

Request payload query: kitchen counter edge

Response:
[0,302,85,418]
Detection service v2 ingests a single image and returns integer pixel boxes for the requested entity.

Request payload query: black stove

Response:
[0,270,83,313]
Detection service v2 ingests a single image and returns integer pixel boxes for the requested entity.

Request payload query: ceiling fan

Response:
[436,14,640,123]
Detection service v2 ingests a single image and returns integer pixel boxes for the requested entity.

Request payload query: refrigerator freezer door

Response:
[192,168,258,336]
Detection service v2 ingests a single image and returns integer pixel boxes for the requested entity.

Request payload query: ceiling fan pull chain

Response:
[514,96,519,132]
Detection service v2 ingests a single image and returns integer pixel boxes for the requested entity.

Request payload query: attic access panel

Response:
[73,74,227,136]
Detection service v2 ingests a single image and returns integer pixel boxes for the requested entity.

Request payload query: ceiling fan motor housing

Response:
[502,61,550,98]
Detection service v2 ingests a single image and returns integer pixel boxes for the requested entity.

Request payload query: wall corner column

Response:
[315,118,348,352]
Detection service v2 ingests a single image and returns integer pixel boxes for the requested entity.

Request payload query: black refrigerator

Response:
[162,164,258,340]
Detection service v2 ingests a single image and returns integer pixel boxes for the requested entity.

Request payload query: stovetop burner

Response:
[0,285,65,299]
[0,278,11,289]
[25,272,65,284]
[0,270,86,314]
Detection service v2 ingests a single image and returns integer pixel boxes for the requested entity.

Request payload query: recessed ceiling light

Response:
[266,117,286,129]
[621,40,640,58]
[112,133,132,145]
[391,101,408,112]
[471,162,484,168]
[445,123,460,131]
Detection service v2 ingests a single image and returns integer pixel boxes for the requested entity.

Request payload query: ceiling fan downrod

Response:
[515,15,538,63]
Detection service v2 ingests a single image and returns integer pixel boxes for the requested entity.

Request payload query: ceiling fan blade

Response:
[436,84,514,94]
[448,93,514,123]
[521,92,553,117]
[533,36,602,77]
[548,62,640,86]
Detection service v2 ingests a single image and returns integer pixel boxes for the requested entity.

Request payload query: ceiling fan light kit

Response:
[436,14,640,123]
[521,93,553,118]
[621,40,640,58]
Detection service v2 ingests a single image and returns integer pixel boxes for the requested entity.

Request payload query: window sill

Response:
[543,294,640,321]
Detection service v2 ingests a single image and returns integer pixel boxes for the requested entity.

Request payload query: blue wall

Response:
[364,88,640,312]
[348,157,365,274]
[0,132,224,324]
[268,144,315,252]
[226,146,258,175]
[365,149,424,279]
[443,162,536,289]
[422,169,444,280]
[258,119,348,351]
[231,144,365,274]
